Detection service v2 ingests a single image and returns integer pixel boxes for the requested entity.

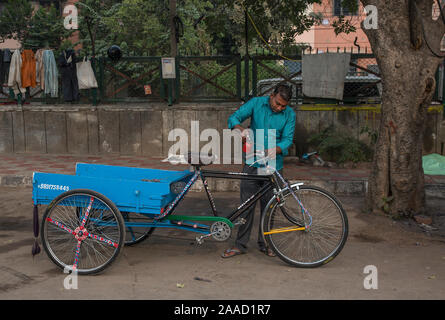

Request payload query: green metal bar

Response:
[175,56,180,103]
[159,59,166,100]
[443,60,445,119]
[236,55,242,100]
[91,57,98,106]
[252,56,257,97]
[166,215,233,228]
[168,78,173,106]
[434,66,440,102]
[244,55,249,101]
[178,55,236,61]
[99,57,104,103]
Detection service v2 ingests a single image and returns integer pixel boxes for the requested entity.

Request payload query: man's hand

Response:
[233,125,252,142]
[265,147,281,159]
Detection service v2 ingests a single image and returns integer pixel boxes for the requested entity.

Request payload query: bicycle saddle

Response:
[186,152,217,166]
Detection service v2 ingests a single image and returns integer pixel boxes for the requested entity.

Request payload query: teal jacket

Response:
[228,96,296,170]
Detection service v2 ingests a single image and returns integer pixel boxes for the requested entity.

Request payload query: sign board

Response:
[161,57,176,79]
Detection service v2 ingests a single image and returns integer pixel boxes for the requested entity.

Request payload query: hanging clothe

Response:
[0,49,12,85]
[21,49,36,88]
[35,48,45,90]
[302,53,351,100]
[43,50,58,98]
[58,49,79,102]
[8,50,26,95]
[0,50,3,85]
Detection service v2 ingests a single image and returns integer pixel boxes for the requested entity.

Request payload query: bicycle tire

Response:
[41,189,125,275]
[122,212,156,246]
[261,185,348,268]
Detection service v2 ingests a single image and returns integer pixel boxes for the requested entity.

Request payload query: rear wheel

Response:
[41,189,125,275]
[122,212,156,246]
[262,185,348,268]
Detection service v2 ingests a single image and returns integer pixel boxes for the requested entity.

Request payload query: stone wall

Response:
[0,103,443,157]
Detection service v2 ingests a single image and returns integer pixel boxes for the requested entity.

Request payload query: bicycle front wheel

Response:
[262,185,348,268]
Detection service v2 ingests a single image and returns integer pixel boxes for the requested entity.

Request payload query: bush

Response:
[308,125,373,164]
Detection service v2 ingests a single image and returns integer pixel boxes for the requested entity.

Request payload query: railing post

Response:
[434,64,440,102]
[168,79,173,106]
[244,54,249,101]
[236,55,242,100]
[91,57,98,106]
[252,55,257,97]
[442,59,445,119]
[160,58,166,100]
[175,55,180,103]
[99,57,104,103]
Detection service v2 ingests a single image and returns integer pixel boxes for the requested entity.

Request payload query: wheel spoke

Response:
[46,217,76,236]
[87,232,119,248]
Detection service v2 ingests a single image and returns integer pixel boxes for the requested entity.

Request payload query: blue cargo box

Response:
[32,165,194,215]
[75,163,192,184]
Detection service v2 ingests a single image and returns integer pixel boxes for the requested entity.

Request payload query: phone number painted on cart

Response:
[38,184,70,191]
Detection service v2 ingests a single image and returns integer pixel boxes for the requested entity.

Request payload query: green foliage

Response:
[24,5,74,51]
[76,0,214,57]
[332,16,357,35]
[0,0,73,52]
[360,125,378,146]
[308,125,373,164]
[0,0,33,43]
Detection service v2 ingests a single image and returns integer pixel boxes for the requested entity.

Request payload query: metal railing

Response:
[1,54,444,107]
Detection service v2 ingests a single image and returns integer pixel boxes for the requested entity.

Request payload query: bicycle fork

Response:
[271,170,313,231]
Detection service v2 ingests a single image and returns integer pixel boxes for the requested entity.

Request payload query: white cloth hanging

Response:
[7,50,26,95]
[302,53,351,100]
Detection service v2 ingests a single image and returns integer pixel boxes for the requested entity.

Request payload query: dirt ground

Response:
[0,186,444,300]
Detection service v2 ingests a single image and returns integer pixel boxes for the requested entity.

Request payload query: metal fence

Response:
[251,53,383,104]
[1,54,444,106]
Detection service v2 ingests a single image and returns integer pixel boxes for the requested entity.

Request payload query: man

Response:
[222,84,296,258]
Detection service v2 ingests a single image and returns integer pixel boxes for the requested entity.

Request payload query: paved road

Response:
[0,186,444,300]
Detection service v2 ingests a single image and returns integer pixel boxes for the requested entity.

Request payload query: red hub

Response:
[74,226,89,241]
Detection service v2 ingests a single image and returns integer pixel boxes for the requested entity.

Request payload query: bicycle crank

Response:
[210,221,231,241]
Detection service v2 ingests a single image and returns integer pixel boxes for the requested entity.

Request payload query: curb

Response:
[1,174,443,199]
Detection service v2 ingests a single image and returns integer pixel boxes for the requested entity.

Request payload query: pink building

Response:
[296,0,445,53]
[295,0,371,53]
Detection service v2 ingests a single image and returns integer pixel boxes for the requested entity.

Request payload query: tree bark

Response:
[360,0,445,217]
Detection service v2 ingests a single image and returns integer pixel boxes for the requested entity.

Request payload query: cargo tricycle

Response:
[32,152,348,274]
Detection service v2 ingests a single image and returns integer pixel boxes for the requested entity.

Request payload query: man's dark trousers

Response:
[235,164,283,252]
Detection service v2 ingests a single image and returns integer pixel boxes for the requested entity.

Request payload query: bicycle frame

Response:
[156,165,277,223]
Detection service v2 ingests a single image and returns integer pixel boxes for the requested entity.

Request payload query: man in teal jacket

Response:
[222,84,296,258]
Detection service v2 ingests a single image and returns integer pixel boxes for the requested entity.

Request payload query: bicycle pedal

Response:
[195,236,204,245]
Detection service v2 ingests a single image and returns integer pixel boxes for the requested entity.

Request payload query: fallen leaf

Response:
[428,275,436,280]
[176,283,185,288]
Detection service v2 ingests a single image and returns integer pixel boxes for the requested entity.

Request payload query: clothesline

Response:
[0,48,98,102]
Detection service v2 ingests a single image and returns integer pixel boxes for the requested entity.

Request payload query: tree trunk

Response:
[361,0,444,217]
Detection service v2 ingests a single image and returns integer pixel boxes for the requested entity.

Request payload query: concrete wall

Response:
[0,103,443,157]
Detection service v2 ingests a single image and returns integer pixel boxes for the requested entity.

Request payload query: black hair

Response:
[273,84,292,101]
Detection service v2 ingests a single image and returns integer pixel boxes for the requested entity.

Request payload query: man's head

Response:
[269,84,292,113]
